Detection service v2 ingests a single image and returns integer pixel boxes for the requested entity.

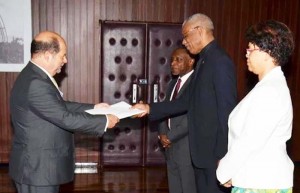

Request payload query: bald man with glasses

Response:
[133,13,237,193]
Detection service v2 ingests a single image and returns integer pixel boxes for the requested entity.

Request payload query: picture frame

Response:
[0,0,32,72]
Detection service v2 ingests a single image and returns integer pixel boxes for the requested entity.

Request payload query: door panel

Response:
[101,22,146,165]
[100,21,182,166]
[146,24,183,165]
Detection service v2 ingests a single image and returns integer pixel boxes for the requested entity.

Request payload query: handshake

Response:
[92,101,150,129]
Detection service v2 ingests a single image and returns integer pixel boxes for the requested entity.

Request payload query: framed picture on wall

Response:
[0,0,32,72]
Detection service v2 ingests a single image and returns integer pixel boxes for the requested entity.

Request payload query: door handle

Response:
[132,82,138,104]
[153,82,159,103]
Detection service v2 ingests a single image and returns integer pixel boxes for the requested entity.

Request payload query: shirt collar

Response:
[255,66,283,89]
[31,60,53,79]
[198,39,216,58]
[259,66,283,84]
[179,70,194,82]
[31,60,60,92]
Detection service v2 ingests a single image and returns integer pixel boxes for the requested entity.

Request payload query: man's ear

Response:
[43,51,52,62]
[189,58,195,66]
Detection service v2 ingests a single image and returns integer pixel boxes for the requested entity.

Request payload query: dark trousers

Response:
[167,161,197,193]
[193,166,231,193]
[14,182,59,193]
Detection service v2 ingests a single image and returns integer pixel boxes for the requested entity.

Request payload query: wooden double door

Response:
[99,21,182,166]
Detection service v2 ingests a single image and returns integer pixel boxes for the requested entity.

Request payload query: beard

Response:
[56,67,62,74]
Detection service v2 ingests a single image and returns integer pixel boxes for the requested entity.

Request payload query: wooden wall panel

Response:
[0,73,17,163]
[1,0,300,164]
[0,73,8,163]
[288,0,300,160]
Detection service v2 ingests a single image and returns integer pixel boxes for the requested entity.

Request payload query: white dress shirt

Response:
[168,70,194,129]
[217,66,293,189]
[170,70,194,100]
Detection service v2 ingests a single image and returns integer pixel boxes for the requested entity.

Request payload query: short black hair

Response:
[30,37,60,56]
[175,46,195,59]
[245,20,294,66]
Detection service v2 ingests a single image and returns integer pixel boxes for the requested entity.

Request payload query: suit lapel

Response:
[166,79,177,100]
[176,75,192,98]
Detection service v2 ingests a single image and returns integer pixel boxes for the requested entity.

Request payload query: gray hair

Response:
[183,13,214,31]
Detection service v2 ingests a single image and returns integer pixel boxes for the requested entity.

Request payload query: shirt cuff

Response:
[104,115,108,132]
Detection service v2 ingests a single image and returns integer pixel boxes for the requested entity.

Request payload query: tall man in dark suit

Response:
[9,31,119,193]
[158,47,196,193]
[133,13,237,193]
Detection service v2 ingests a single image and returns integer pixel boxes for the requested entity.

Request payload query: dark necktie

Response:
[171,78,181,100]
[168,78,182,129]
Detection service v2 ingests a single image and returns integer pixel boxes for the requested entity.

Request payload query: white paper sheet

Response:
[85,101,144,119]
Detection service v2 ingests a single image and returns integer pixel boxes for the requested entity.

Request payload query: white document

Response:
[85,101,144,119]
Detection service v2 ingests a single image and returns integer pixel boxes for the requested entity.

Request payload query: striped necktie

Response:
[171,78,181,100]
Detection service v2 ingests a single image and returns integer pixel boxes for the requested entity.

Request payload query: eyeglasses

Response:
[246,48,260,54]
[183,26,201,40]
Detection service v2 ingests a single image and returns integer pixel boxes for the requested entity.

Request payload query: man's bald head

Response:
[31,31,66,58]
[30,31,68,76]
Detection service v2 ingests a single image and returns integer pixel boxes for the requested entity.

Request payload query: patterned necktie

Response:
[171,78,181,100]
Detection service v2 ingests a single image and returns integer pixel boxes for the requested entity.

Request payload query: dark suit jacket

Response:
[9,62,107,186]
[150,40,237,168]
[158,76,192,164]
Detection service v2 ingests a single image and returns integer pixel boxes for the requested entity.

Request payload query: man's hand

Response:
[158,134,171,148]
[131,101,150,117]
[106,114,119,128]
[94,103,109,109]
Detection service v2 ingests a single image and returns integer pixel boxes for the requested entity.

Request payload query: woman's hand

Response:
[222,179,232,188]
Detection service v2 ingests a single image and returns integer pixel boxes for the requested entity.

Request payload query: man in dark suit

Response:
[133,13,237,193]
[158,47,196,193]
[9,31,119,193]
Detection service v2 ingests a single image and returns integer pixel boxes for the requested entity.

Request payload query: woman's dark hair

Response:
[245,20,294,66]
[30,37,60,56]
